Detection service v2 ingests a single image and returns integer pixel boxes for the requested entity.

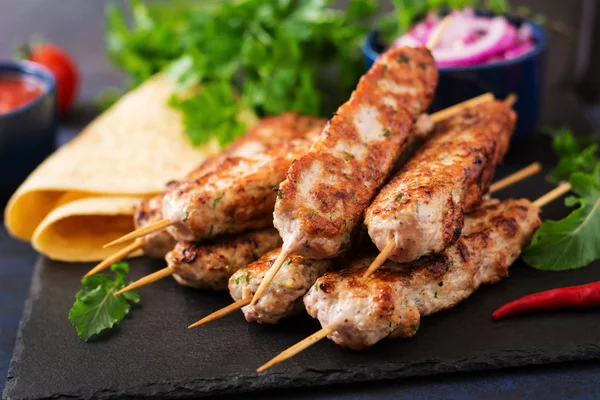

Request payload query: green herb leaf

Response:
[547,127,598,183]
[523,169,600,271]
[234,272,250,285]
[105,0,375,147]
[68,262,140,341]
[212,191,225,208]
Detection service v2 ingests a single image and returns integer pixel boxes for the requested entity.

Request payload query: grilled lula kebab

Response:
[190,164,540,328]
[250,43,441,306]
[361,98,516,279]
[113,228,283,295]
[134,113,324,259]
[187,101,538,328]
[115,93,500,296]
[257,183,571,371]
[86,113,327,277]
[104,114,326,248]
[114,96,498,297]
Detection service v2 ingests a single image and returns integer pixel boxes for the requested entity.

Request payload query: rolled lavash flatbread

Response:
[4,74,224,262]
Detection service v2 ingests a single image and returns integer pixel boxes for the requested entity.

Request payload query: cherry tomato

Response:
[26,43,79,117]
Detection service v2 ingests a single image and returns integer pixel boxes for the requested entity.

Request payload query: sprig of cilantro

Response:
[522,129,600,271]
[69,262,140,341]
[104,0,376,147]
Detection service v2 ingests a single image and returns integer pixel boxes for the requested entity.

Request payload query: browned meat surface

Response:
[273,46,438,260]
[167,229,282,291]
[229,249,333,324]
[365,100,515,263]
[304,198,540,350]
[133,113,326,254]
[134,194,177,258]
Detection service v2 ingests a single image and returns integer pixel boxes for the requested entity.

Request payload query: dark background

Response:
[1,1,600,399]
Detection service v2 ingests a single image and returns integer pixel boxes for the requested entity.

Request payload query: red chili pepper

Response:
[492,281,600,320]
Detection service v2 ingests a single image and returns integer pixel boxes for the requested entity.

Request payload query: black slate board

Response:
[5,154,600,399]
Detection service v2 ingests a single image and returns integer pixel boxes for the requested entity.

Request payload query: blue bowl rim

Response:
[362,15,546,73]
[0,60,56,118]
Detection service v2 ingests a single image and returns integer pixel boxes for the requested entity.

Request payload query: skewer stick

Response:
[84,239,144,278]
[259,184,571,372]
[362,163,543,280]
[426,16,452,49]
[505,93,518,107]
[188,298,251,329]
[104,218,172,248]
[430,92,494,123]
[250,249,289,306]
[256,327,334,373]
[533,182,571,208]
[113,266,174,296]
[361,239,395,280]
[489,162,541,193]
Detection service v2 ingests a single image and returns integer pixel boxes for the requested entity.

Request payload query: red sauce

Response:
[0,76,46,114]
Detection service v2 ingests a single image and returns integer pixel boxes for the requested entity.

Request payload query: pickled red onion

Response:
[392,8,536,68]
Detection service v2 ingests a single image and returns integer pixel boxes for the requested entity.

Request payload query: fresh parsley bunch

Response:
[105,0,376,146]
[523,129,600,271]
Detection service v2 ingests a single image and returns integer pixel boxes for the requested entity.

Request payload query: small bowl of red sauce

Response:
[0,61,56,202]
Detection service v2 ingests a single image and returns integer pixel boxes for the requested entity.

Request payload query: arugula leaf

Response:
[523,168,600,271]
[69,262,140,341]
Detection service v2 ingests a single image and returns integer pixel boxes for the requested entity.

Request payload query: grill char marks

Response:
[133,113,325,257]
[161,114,327,242]
[167,229,282,291]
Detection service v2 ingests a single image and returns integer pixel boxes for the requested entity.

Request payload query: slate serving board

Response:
[4,150,600,399]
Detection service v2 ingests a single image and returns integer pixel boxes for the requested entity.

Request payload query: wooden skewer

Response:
[489,162,541,193]
[257,326,334,373]
[83,239,144,278]
[188,298,251,329]
[505,93,518,107]
[104,218,173,248]
[113,266,174,296]
[250,249,289,306]
[430,92,494,123]
[256,326,334,373]
[361,240,395,280]
[258,183,571,372]
[362,162,544,280]
[426,15,452,49]
[533,182,571,208]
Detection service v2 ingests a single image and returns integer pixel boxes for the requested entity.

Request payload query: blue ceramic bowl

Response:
[362,15,546,138]
[0,61,57,202]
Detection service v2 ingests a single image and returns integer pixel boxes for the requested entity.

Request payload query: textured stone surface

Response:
[4,159,600,399]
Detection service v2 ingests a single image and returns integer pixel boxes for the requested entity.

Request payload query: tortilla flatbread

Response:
[4,74,219,261]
